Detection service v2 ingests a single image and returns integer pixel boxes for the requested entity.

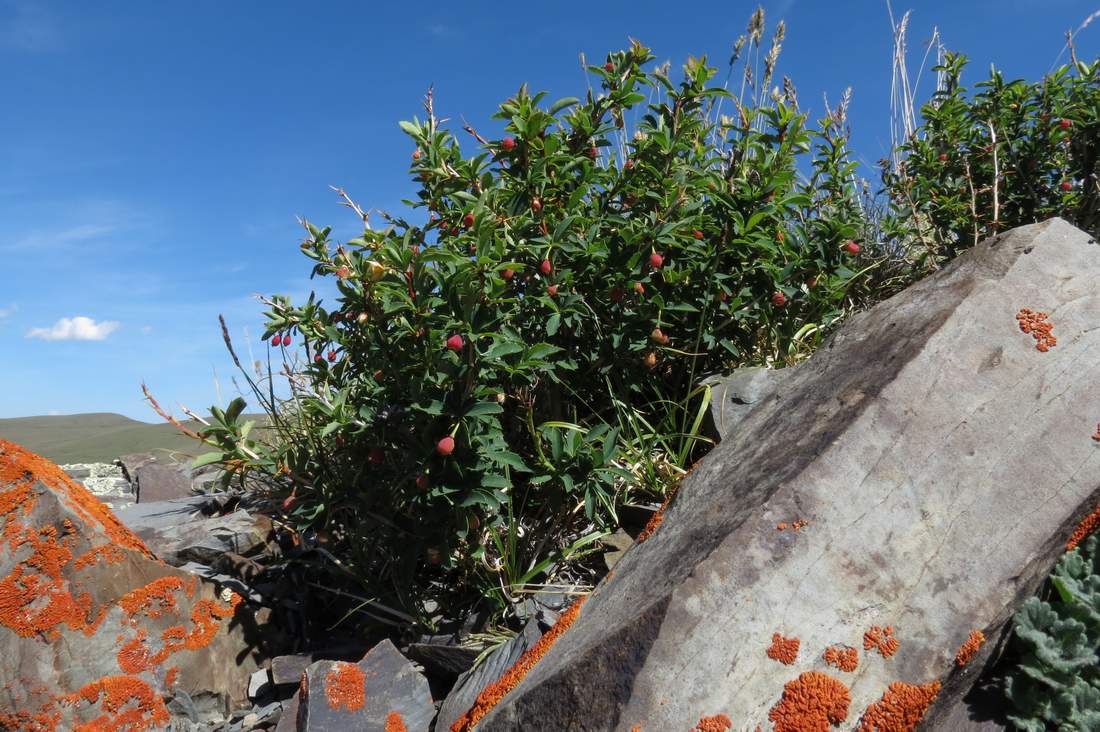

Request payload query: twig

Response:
[987,120,1000,231]
[142,383,219,447]
[330,186,370,229]
[964,159,980,249]
[461,116,489,146]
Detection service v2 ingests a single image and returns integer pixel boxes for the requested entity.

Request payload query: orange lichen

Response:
[164,666,179,688]
[73,544,125,569]
[324,661,366,712]
[1016,308,1057,352]
[451,596,587,732]
[70,676,170,732]
[768,671,851,732]
[118,577,187,620]
[777,519,809,532]
[385,711,409,732]
[767,633,801,665]
[954,630,986,667]
[637,485,680,544]
[863,626,899,659]
[117,631,152,674]
[1067,505,1100,551]
[692,714,733,731]
[823,645,859,673]
[856,680,941,732]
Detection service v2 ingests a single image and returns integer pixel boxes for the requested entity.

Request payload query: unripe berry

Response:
[412,149,421,160]
[336,265,351,279]
[844,240,861,254]
[547,284,558,297]
[772,291,787,307]
[633,282,645,296]
[650,327,668,345]
[642,351,657,369]
[649,253,664,269]
[446,334,464,353]
[501,136,516,152]
[436,435,455,456]
[806,277,818,289]
[540,259,552,275]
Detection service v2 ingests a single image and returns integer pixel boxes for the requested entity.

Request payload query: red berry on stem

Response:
[540,259,552,275]
[604,62,614,73]
[807,277,818,289]
[693,230,704,240]
[436,436,455,456]
[938,153,948,162]
[624,160,634,170]
[314,354,322,363]
[446,334,464,353]
[501,136,516,152]
[547,284,558,297]
[412,149,421,160]
[328,350,337,362]
[772,291,787,307]
[1060,118,1072,130]
[416,473,430,490]
[649,252,664,269]
[271,335,281,347]
[531,197,543,213]
[502,268,514,280]
[844,240,861,254]
[369,448,385,465]
[633,282,645,296]
[1061,180,1073,192]
[463,213,475,228]
[650,327,668,345]
[281,335,292,347]
[588,146,599,159]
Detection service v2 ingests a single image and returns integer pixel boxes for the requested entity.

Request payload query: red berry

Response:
[642,352,657,369]
[502,268,514,280]
[1061,180,1073,192]
[463,213,475,228]
[271,335,281,347]
[610,287,624,303]
[588,146,599,159]
[693,230,704,240]
[369,448,385,465]
[372,369,383,380]
[540,259,552,275]
[633,282,645,296]
[531,197,543,213]
[776,230,785,243]
[501,136,516,152]
[547,284,558,297]
[938,153,948,162]
[650,327,668,345]
[336,265,351,279]
[415,473,430,490]
[806,277,818,289]
[844,240,861,254]
[446,334,464,353]
[624,160,634,170]
[649,252,664,269]
[772,291,787,307]
[412,149,421,160]
[1060,118,1072,130]
[604,62,614,73]
[281,335,292,347]
[314,354,322,363]
[436,436,455,456]
[282,494,296,511]
[410,244,420,255]
[328,350,337,362]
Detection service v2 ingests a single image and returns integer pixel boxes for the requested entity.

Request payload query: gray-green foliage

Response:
[1007,535,1100,730]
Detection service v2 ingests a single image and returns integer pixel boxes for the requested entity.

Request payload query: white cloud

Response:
[26,316,119,341]
[0,303,14,318]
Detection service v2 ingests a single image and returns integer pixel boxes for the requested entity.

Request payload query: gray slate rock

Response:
[434,620,543,732]
[404,641,480,679]
[275,694,300,732]
[298,639,434,732]
[476,219,1100,730]
[116,495,268,566]
[135,460,196,502]
[703,364,793,441]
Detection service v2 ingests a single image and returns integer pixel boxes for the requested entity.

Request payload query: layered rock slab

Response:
[476,218,1100,730]
[0,439,267,730]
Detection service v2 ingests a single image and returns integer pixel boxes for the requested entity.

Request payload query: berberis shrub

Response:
[196,30,875,626]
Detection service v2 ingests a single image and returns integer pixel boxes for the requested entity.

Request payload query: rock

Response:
[275,693,300,732]
[249,668,273,701]
[404,641,480,680]
[115,496,270,567]
[470,218,1100,730]
[59,461,135,510]
[0,439,274,728]
[298,639,434,732]
[135,461,196,503]
[435,620,543,732]
[702,364,792,441]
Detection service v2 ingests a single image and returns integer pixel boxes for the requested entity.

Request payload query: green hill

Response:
[0,413,209,464]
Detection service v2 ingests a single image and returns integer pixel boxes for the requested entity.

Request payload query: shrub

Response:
[196,28,875,627]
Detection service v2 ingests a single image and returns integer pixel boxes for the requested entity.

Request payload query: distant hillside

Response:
[0,413,211,464]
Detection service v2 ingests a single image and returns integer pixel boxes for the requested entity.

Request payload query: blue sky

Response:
[1,1,1096,421]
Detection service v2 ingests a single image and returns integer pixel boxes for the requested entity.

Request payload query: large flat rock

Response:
[474,218,1100,730]
[0,439,272,729]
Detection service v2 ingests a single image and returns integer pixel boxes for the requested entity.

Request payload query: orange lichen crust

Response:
[768,671,851,732]
[856,680,941,732]
[692,714,733,731]
[823,645,859,673]
[70,676,171,732]
[1015,308,1057,352]
[637,485,679,544]
[1066,505,1100,551]
[863,626,899,659]
[776,519,809,532]
[385,711,409,732]
[325,661,366,712]
[767,633,801,665]
[118,577,187,619]
[954,630,986,667]
[450,595,587,732]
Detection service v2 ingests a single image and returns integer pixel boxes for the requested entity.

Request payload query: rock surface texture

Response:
[0,439,268,730]
[474,218,1100,730]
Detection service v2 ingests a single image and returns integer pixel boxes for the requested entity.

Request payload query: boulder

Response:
[297,639,434,731]
[470,218,1100,730]
[0,439,272,729]
[115,496,271,567]
[703,365,793,441]
[134,461,195,503]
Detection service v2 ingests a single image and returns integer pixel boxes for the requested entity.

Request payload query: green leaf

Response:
[546,313,561,336]
[466,402,504,417]
[548,97,580,115]
[192,452,224,469]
